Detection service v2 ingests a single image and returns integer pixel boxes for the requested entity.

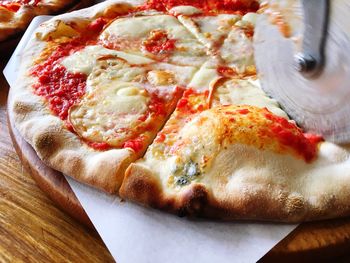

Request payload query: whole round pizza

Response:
[10,0,350,222]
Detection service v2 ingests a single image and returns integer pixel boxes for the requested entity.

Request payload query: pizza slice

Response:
[119,78,348,222]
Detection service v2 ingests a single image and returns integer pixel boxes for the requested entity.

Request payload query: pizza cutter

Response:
[254,0,350,143]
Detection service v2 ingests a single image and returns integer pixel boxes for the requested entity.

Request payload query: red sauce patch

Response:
[217,66,238,78]
[148,94,168,116]
[155,133,166,143]
[176,89,209,114]
[141,0,259,15]
[122,136,145,152]
[304,133,324,145]
[143,30,176,55]
[31,39,88,120]
[87,17,108,32]
[30,17,108,121]
[241,24,254,39]
[237,108,250,115]
[208,0,260,15]
[141,0,167,12]
[87,142,111,151]
[0,2,20,11]
[263,108,323,162]
[177,98,189,109]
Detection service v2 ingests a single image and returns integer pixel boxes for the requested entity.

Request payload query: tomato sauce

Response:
[237,108,250,115]
[87,142,111,151]
[148,95,167,116]
[217,66,238,78]
[87,17,108,33]
[31,39,88,120]
[122,136,145,152]
[143,30,176,55]
[155,133,166,143]
[263,109,323,162]
[141,0,259,15]
[176,89,210,116]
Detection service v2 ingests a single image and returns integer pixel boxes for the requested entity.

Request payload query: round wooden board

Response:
[6,86,350,261]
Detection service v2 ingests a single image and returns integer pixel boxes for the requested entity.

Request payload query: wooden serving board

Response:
[6,85,350,261]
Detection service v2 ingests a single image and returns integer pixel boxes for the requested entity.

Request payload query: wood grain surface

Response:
[0,59,114,262]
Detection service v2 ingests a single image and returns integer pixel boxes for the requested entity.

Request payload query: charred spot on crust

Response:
[33,125,64,158]
[13,101,35,115]
[120,165,163,207]
[34,132,55,150]
[176,185,209,217]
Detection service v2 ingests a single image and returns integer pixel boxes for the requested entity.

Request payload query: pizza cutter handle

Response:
[295,0,329,78]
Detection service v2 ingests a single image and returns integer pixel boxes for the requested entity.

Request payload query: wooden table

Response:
[0,57,114,262]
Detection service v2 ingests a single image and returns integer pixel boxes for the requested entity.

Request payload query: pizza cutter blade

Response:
[254,0,350,143]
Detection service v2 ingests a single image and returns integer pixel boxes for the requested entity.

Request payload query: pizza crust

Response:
[10,0,147,193]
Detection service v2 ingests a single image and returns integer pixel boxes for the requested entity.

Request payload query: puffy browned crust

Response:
[10,0,145,193]
[120,160,350,223]
[0,0,89,42]
[120,164,219,218]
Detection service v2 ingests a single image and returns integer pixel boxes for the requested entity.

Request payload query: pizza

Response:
[10,0,350,222]
[0,0,90,42]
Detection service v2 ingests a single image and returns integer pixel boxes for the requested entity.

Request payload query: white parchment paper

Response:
[4,16,297,263]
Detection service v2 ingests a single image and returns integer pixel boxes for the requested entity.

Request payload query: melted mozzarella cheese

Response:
[100,15,193,41]
[169,5,202,16]
[67,53,199,147]
[99,15,209,67]
[220,28,255,71]
[149,62,198,86]
[212,79,289,118]
[178,14,240,50]
[60,45,154,75]
[86,57,148,92]
[69,81,149,147]
[188,61,220,91]
[241,12,258,26]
